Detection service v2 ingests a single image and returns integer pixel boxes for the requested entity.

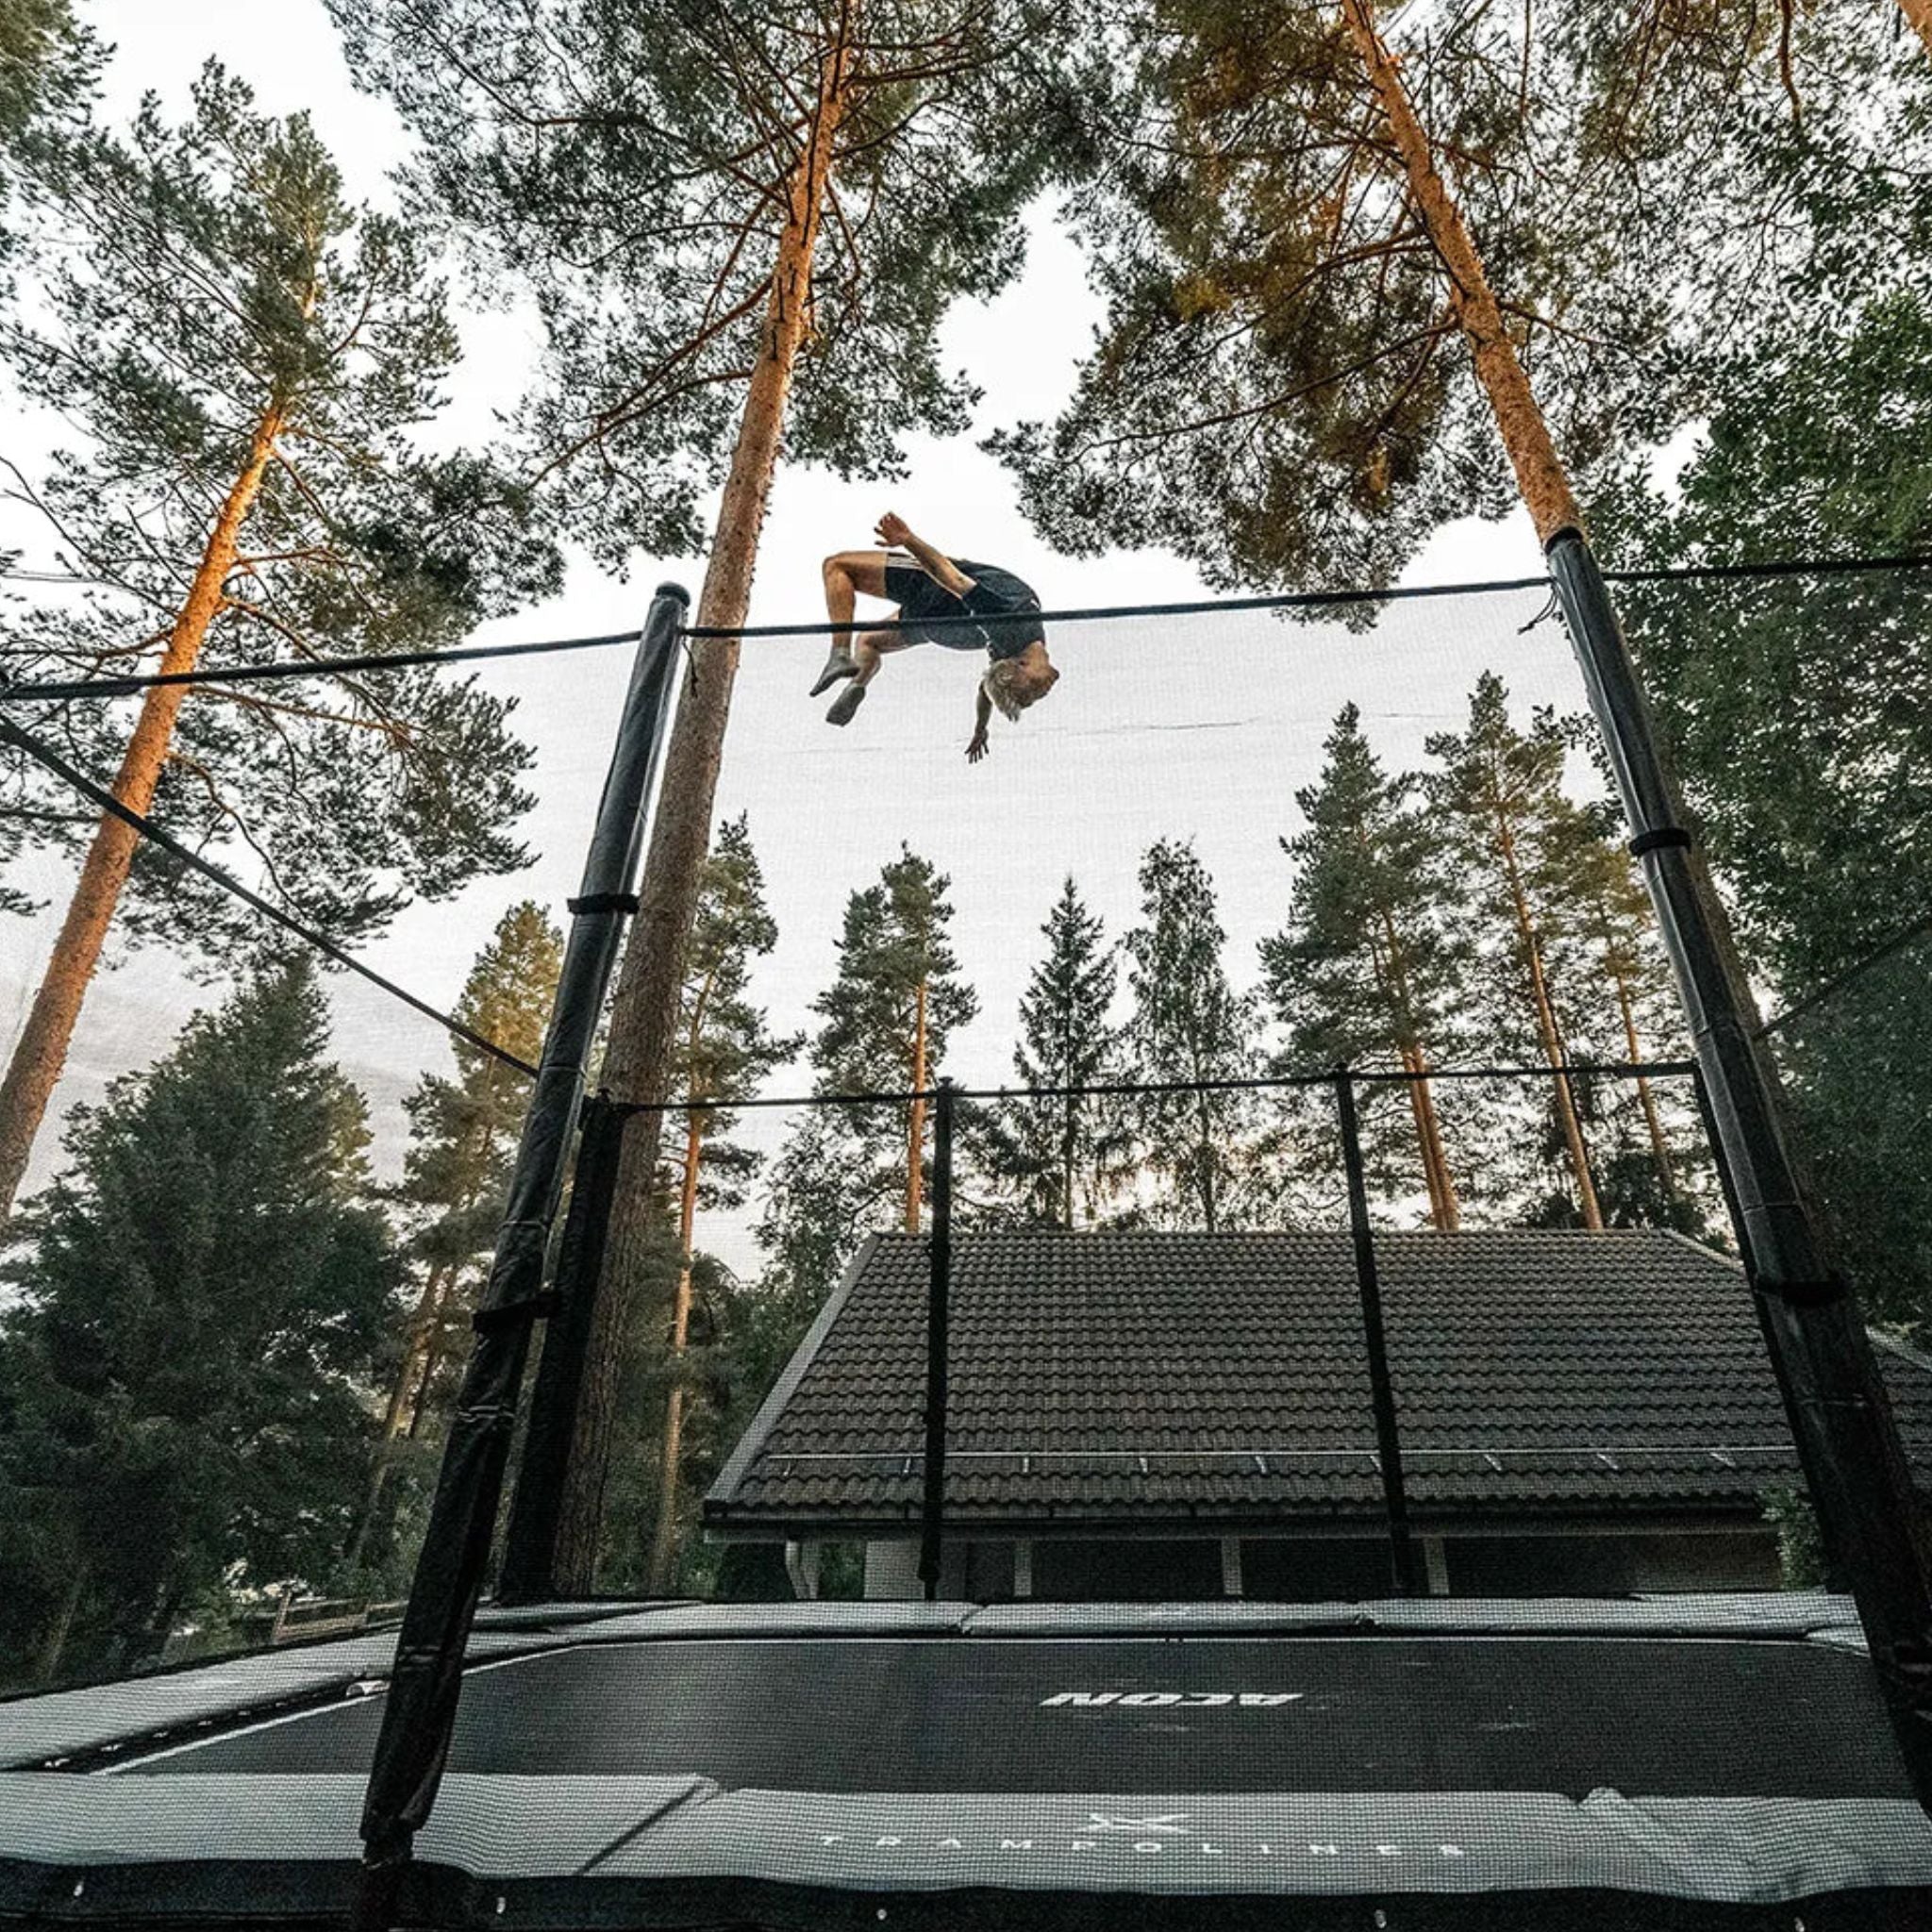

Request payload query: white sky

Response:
[7,2,1572,1264]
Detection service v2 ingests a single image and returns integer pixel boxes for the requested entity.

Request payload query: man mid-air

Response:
[813,513,1058,761]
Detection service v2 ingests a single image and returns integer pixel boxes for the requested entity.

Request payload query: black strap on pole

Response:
[1333,1071,1421,1597]
[1547,530,1932,1796]
[352,585,687,1924]
[496,1091,627,1604]
[918,1077,956,1602]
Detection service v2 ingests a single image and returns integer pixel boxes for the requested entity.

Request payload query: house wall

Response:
[858,1526,1781,1602]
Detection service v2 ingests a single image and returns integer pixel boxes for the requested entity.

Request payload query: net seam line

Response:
[1754,908,1932,1041]
[680,552,1932,640]
[603,1058,1701,1115]
[0,712,540,1080]
[2,552,1928,699]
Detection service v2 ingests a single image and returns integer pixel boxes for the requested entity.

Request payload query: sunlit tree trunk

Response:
[1900,0,1932,65]
[1613,966,1677,1196]
[0,406,285,1222]
[1371,902,1460,1228]
[554,35,854,1593]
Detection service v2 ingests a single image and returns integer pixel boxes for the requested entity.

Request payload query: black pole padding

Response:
[352,585,687,1914]
[918,1078,957,1603]
[1333,1072,1421,1598]
[497,1092,627,1604]
[1546,531,1932,1794]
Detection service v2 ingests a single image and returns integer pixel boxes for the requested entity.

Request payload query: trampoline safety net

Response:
[3,561,1932,1928]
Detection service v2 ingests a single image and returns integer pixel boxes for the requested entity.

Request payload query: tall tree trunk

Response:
[1495,815,1603,1226]
[1613,965,1677,1196]
[1340,0,1581,542]
[645,1111,707,1594]
[343,1260,457,1571]
[0,408,284,1222]
[1373,900,1460,1227]
[33,1562,85,1686]
[1900,0,1932,63]
[551,38,854,1591]
[905,977,928,1232]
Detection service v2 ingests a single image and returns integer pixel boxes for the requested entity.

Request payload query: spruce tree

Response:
[0,64,556,1220]
[344,902,563,1574]
[0,960,395,1684]
[642,816,798,1592]
[971,877,1133,1228]
[1426,675,1606,1227]
[812,846,978,1232]
[1124,839,1261,1231]
[1262,705,1468,1225]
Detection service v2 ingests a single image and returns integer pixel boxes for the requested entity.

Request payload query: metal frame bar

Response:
[1547,529,1932,1795]
[918,1078,957,1601]
[351,585,687,1924]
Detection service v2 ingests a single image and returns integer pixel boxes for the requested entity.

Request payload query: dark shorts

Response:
[882,554,1046,661]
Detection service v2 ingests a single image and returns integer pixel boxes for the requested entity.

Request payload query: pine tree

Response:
[1426,675,1605,1227]
[1262,705,1467,1227]
[325,0,1089,1590]
[643,816,798,1592]
[971,877,1133,1227]
[0,0,92,231]
[812,846,979,1231]
[0,64,556,1220]
[0,960,395,1684]
[343,902,563,1574]
[1124,839,1261,1231]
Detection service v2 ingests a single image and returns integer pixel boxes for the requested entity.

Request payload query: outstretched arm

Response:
[876,510,975,599]
[967,684,992,763]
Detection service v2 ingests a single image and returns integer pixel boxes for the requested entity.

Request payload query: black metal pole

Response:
[1547,530,1932,1789]
[353,585,686,1921]
[497,1091,626,1604]
[918,1078,956,1602]
[1334,1071,1420,1597]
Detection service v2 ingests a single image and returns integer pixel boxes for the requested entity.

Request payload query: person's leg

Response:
[814,551,891,693]
[826,625,907,725]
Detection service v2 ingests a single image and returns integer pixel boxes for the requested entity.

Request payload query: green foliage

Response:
[1594,290,1932,1332]
[1124,837,1263,1229]
[1759,1482,1825,1592]
[0,961,396,1686]
[0,63,557,956]
[325,0,1095,567]
[968,877,1135,1227]
[1261,703,1468,1205]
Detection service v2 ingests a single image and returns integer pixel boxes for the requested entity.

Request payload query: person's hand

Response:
[966,726,990,764]
[875,510,912,548]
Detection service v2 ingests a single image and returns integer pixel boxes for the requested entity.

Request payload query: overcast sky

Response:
[6,3,1580,1260]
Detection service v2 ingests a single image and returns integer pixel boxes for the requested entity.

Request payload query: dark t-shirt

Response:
[883,554,1046,660]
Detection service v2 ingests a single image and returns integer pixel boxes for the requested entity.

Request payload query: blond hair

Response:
[983,650,1058,722]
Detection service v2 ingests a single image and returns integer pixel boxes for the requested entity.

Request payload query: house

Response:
[705,1228,1932,1601]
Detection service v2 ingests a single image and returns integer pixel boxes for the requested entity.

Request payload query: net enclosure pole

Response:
[354,584,687,1917]
[1546,530,1932,1789]
[918,1077,957,1601]
[497,1091,626,1604]
[1334,1070,1420,1597]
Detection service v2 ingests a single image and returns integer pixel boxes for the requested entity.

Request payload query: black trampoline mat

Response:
[133,1633,1911,1800]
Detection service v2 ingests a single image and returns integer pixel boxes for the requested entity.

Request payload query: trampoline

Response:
[4,1597,1931,1927]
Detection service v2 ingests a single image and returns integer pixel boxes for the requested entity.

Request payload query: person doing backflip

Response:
[813,512,1058,761]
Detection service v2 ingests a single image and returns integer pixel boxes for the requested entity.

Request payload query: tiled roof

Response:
[704,1230,1932,1535]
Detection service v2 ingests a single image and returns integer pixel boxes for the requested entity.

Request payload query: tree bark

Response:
[905,976,928,1233]
[1613,967,1677,1196]
[1339,0,1583,544]
[1900,0,1932,64]
[550,36,854,1592]
[0,408,284,1222]
[644,1110,706,1594]
[1372,899,1460,1228]
[1496,814,1603,1226]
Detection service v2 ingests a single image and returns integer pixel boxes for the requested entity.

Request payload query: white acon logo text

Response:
[1039,1690,1305,1708]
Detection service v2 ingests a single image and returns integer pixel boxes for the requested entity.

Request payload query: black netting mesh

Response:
[5,571,1932,1922]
